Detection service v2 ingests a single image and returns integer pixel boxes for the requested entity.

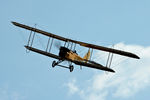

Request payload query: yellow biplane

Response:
[12,22,140,73]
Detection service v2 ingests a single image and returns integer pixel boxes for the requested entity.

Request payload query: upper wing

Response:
[79,43,140,59]
[12,21,67,42]
[12,21,140,59]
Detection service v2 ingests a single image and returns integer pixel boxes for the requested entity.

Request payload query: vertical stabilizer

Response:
[83,49,90,60]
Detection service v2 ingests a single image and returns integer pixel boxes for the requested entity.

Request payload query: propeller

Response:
[54,41,61,50]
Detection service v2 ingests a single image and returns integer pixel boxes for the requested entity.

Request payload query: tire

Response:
[52,61,57,68]
[69,65,74,72]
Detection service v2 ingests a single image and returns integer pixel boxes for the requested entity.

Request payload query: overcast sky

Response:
[0,0,150,100]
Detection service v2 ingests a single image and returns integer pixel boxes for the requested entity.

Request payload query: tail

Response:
[83,49,90,61]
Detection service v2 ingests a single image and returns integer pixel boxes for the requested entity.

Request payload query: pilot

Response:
[73,50,78,54]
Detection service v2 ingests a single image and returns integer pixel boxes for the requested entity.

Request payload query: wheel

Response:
[52,61,57,68]
[69,65,74,72]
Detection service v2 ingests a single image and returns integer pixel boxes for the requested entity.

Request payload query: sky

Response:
[0,0,150,100]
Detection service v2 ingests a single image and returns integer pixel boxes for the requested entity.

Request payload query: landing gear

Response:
[52,60,57,68]
[69,65,74,72]
[52,60,74,72]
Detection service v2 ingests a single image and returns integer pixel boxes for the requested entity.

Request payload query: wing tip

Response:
[133,55,140,59]
[109,69,115,73]
[137,56,140,59]
[11,21,17,25]
[105,67,115,73]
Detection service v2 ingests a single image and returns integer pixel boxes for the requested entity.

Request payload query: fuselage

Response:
[59,46,84,61]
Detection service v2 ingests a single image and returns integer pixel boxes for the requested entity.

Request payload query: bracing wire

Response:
[111,57,129,68]
[17,23,46,50]
[35,34,45,49]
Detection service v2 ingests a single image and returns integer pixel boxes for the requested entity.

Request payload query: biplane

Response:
[12,21,140,73]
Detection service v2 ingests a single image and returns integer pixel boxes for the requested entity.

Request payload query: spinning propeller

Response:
[54,41,61,50]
